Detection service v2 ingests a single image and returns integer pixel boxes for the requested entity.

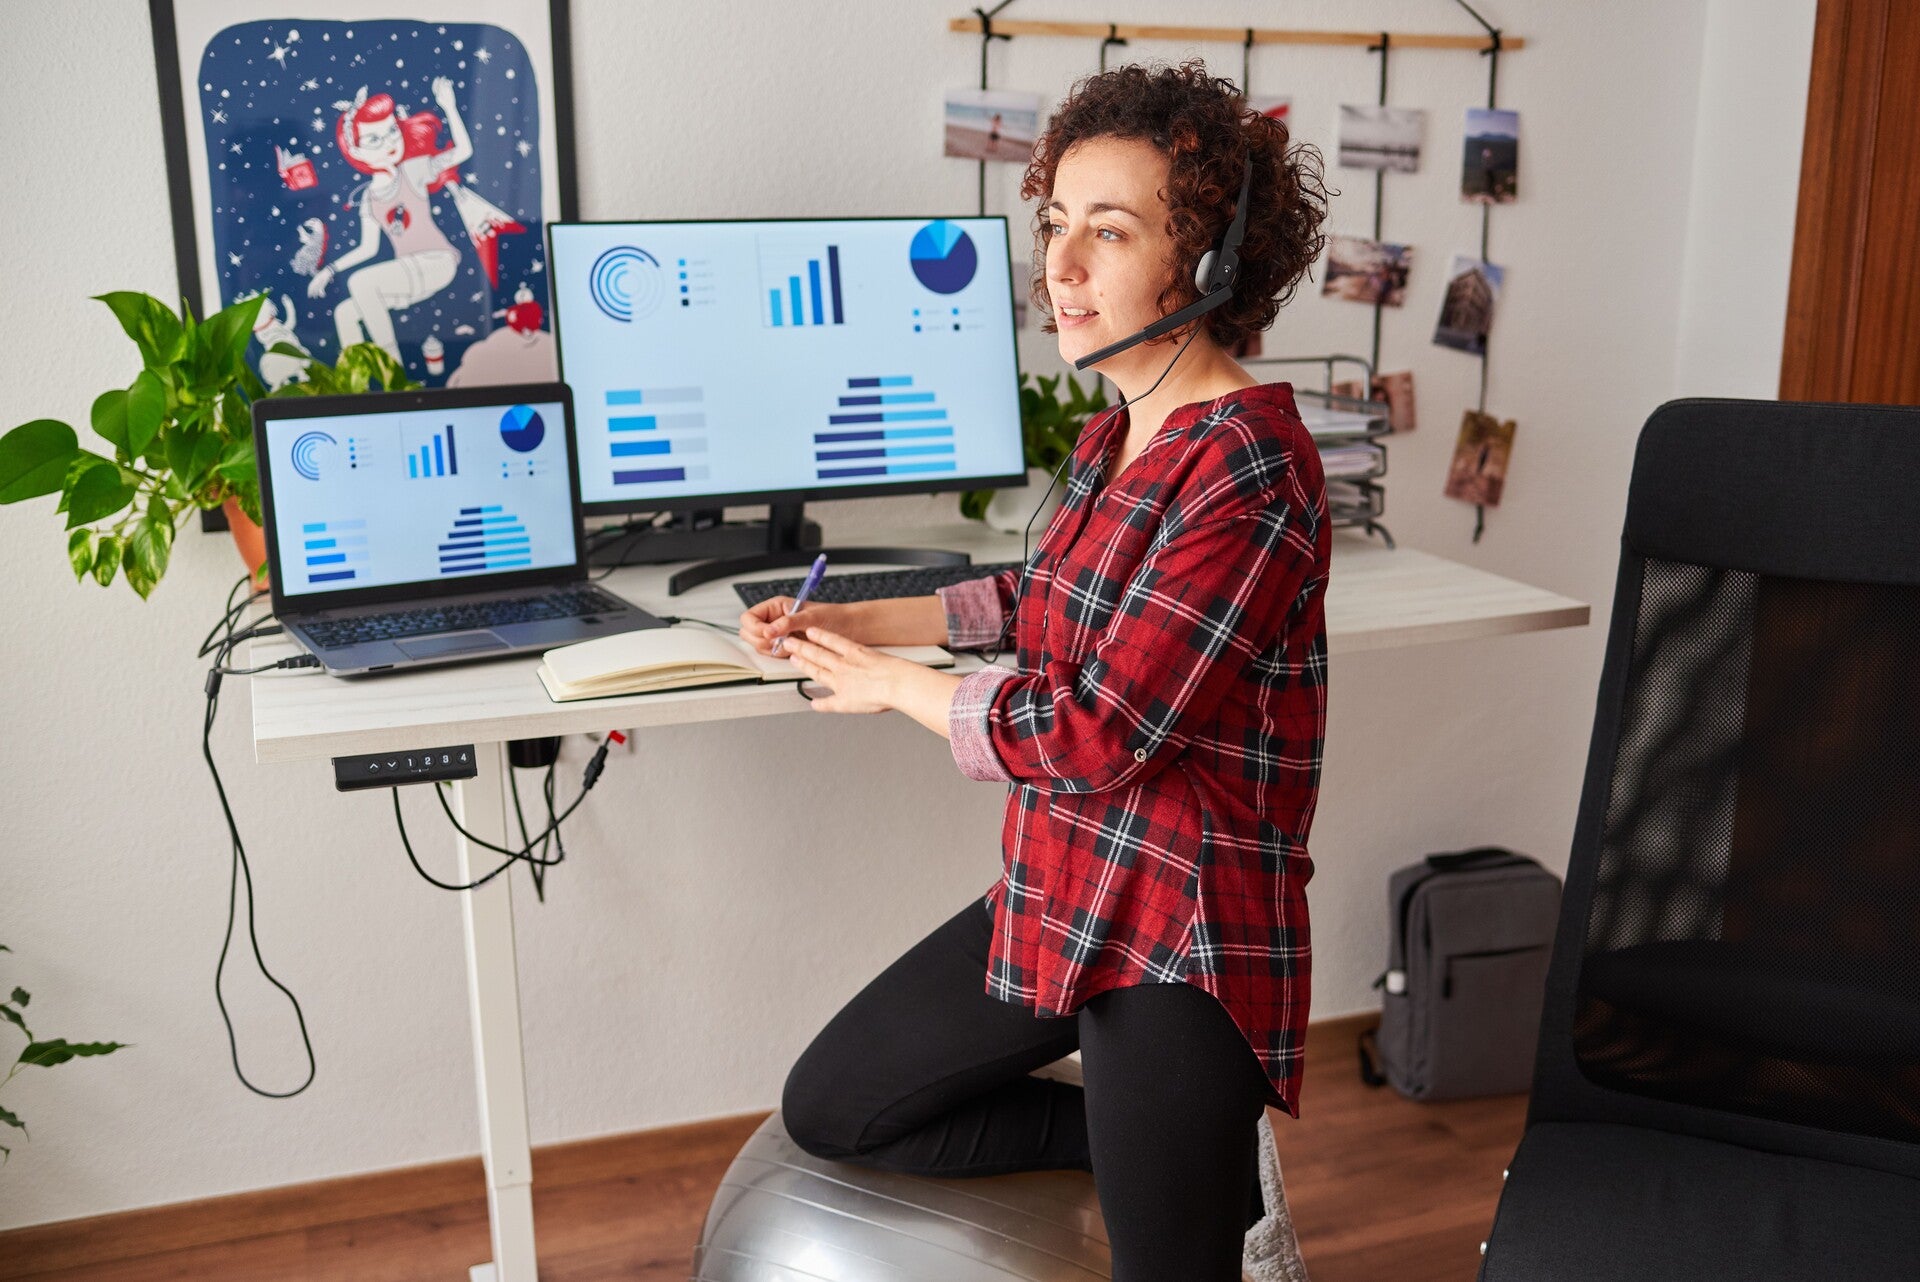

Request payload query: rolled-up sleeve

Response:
[962,490,1316,794]
[935,566,1024,650]
[947,665,1020,781]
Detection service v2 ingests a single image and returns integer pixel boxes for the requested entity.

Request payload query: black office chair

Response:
[1478,399,1920,1282]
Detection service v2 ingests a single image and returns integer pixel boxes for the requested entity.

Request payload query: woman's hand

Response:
[778,626,913,714]
[306,265,335,298]
[738,597,855,656]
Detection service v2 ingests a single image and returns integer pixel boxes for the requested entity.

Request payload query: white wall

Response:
[0,0,1813,1227]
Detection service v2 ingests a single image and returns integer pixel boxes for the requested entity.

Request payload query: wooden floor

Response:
[0,1015,1527,1281]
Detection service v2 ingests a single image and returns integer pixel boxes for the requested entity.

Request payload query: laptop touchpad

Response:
[395,631,510,659]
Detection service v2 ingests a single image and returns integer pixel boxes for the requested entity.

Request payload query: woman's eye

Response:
[1096,227,1119,241]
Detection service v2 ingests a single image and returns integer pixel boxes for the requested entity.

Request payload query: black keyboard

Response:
[734,561,1026,608]
[301,586,630,650]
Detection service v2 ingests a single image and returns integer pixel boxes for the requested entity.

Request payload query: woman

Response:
[739,61,1328,1281]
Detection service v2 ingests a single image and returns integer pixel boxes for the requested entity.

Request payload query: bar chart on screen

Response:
[758,237,847,327]
[604,385,712,486]
[814,374,956,480]
[405,422,459,479]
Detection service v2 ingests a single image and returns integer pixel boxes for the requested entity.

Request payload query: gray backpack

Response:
[1358,848,1561,1100]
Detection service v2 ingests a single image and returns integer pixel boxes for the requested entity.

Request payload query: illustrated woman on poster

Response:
[308,78,522,362]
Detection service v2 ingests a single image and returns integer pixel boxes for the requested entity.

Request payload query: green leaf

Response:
[126,370,167,458]
[0,420,80,503]
[95,292,185,367]
[0,1102,25,1137]
[91,389,130,454]
[91,534,120,586]
[0,1004,30,1039]
[10,988,27,1008]
[67,529,94,582]
[204,294,265,375]
[124,507,173,599]
[18,1039,127,1068]
[63,460,136,530]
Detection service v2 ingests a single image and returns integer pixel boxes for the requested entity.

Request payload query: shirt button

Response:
[1134,747,1148,762]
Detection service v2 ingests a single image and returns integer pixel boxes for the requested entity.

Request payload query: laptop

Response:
[253,382,667,676]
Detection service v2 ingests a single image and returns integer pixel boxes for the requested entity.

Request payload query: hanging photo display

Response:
[1445,409,1516,505]
[944,88,1043,163]
[150,1,576,392]
[1433,255,1505,354]
[1336,104,1425,172]
[1323,235,1413,307]
[1462,107,1520,204]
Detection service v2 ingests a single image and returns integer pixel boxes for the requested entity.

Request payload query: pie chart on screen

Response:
[499,405,546,453]
[910,220,978,294]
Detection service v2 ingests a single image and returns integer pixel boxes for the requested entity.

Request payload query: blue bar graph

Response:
[815,376,959,482]
[760,242,846,326]
[299,518,369,585]
[436,505,529,575]
[407,424,457,479]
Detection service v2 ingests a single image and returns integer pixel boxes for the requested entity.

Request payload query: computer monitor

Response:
[547,217,1027,517]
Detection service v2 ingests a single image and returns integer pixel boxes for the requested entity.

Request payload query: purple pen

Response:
[771,552,828,656]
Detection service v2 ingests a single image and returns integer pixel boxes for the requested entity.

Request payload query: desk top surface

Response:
[247,520,1588,763]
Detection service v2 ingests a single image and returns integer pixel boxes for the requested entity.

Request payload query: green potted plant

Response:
[961,370,1109,534]
[0,292,415,597]
[0,943,126,1165]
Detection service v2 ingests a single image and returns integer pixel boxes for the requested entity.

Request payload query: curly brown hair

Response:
[1019,60,1328,350]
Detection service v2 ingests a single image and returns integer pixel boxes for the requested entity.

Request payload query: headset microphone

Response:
[1071,154,1254,371]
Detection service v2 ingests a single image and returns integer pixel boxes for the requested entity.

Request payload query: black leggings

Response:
[781,894,1272,1281]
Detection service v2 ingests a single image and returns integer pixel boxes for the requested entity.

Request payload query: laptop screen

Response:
[260,395,577,602]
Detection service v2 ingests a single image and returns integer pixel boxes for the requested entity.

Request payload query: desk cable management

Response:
[199,575,639,1097]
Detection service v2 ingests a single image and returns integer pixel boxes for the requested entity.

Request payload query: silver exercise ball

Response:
[691,1061,1112,1280]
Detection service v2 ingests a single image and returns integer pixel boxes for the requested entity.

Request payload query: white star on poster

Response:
[269,44,289,66]
[474,46,492,63]
[515,138,531,157]
[301,77,318,90]
[210,108,227,124]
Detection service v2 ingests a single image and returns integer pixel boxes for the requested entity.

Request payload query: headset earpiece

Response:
[1194,250,1218,294]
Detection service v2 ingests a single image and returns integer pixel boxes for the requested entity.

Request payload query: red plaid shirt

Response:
[938,382,1329,1115]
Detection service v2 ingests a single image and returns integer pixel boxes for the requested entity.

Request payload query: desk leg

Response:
[452,742,539,1282]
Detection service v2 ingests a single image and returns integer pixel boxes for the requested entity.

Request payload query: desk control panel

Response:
[333,745,480,791]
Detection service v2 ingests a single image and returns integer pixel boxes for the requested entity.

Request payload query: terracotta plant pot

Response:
[222,496,270,589]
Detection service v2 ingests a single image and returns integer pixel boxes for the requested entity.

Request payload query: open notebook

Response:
[536,625,954,702]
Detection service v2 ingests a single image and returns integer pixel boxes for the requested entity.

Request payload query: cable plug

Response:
[582,731,624,790]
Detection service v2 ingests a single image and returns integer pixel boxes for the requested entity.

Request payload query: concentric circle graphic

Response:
[588,245,664,322]
[290,430,335,481]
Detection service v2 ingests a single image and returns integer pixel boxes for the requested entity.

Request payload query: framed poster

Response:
[150,1,577,393]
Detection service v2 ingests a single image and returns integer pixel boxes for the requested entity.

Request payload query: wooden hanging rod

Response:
[948,17,1523,53]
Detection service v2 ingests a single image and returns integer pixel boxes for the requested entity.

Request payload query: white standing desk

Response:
[246,521,1588,1281]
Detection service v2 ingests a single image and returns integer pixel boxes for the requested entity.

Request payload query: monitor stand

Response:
[585,501,973,595]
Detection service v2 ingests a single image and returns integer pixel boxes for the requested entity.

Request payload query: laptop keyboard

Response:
[301,586,630,650]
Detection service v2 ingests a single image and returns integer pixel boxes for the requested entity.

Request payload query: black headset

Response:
[983,152,1256,663]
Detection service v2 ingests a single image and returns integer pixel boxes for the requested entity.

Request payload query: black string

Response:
[1366,31,1391,377]
[973,1,1015,217]
[1099,22,1127,74]
[1454,0,1502,544]
[1241,28,1255,96]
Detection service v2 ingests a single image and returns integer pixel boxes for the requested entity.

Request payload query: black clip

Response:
[1099,22,1128,72]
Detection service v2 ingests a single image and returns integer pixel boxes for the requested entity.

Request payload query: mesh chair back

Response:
[1528,399,1920,1180]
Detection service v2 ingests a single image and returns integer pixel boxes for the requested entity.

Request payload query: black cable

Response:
[1098,22,1126,74]
[972,1,1015,216]
[1454,0,1502,545]
[203,628,317,1099]
[392,787,525,890]
[981,324,1204,666]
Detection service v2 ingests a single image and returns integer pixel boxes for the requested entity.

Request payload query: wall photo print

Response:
[150,0,577,394]
[944,88,1043,163]
[1337,104,1425,173]
[1434,254,1505,354]
[1445,409,1516,506]
[1463,107,1519,204]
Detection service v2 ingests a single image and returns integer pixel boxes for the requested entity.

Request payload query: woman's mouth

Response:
[1058,306,1099,330]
